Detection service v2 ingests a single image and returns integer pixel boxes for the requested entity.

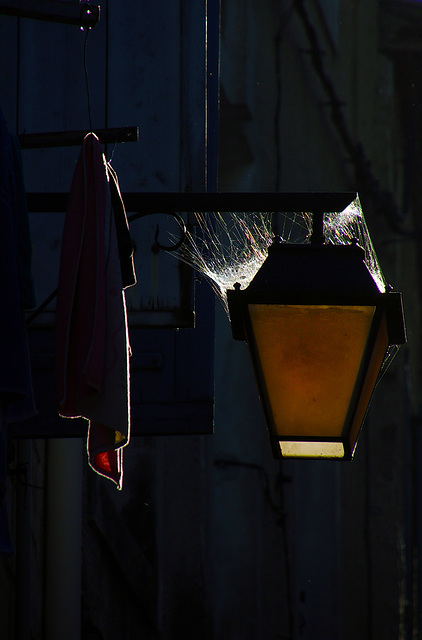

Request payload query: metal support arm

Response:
[0,0,100,28]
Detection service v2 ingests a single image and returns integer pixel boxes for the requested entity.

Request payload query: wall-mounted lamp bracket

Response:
[27,191,356,214]
[25,191,357,327]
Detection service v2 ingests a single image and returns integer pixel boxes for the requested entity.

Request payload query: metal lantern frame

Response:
[227,193,406,460]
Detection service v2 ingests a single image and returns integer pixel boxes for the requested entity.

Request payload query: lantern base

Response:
[273,439,354,461]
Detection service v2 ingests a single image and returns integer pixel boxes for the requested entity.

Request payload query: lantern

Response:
[227,202,406,460]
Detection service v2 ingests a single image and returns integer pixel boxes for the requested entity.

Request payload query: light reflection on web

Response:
[177,195,387,313]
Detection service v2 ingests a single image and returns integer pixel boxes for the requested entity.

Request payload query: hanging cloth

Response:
[107,162,136,289]
[54,133,135,489]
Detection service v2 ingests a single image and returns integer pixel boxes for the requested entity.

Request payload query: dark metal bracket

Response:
[0,0,100,27]
[25,191,356,326]
[19,126,139,149]
[26,191,356,214]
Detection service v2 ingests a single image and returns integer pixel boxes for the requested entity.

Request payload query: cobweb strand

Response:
[176,197,387,313]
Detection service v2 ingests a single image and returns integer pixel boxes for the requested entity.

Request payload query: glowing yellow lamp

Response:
[227,222,406,461]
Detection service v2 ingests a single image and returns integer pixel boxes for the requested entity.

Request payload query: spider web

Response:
[178,195,386,312]
[175,195,400,376]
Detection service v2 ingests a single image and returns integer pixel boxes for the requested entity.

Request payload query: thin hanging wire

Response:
[83,28,93,133]
[108,138,118,164]
[16,17,21,135]
[105,0,110,160]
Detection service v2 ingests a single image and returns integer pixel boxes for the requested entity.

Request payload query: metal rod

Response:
[26,191,356,214]
[19,126,139,149]
[0,0,100,26]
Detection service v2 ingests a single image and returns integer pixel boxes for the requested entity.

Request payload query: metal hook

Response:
[151,213,187,253]
[128,211,187,254]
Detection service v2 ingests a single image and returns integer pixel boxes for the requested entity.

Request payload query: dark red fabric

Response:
[55,134,107,412]
[55,133,131,489]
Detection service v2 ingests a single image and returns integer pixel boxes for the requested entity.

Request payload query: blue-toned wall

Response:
[0,1,419,639]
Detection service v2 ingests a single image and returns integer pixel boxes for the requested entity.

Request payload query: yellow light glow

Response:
[248,304,376,440]
[280,441,345,458]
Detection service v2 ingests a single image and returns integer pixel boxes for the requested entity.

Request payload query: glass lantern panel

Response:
[248,304,376,439]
